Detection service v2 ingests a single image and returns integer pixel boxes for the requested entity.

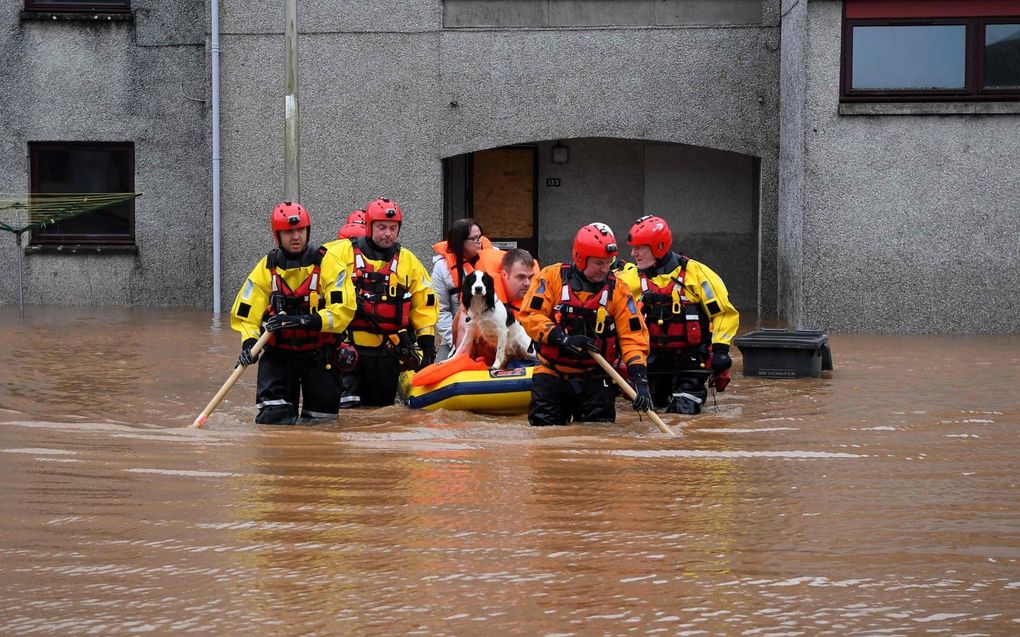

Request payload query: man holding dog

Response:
[230,201,357,424]
[519,223,652,426]
[618,215,739,414]
[326,197,439,408]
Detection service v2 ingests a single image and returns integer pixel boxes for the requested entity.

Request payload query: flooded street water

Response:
[1,305,1018,635]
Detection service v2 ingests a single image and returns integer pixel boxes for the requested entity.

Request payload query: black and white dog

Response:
[451,270,536,370]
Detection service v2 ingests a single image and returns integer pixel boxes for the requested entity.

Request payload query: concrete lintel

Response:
[19,11,133,22]
[839,102,1020,117]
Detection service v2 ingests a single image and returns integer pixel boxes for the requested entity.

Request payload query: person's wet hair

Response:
[501,248,534,272]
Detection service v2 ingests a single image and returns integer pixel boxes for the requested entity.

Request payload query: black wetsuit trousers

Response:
[338,346,401,408]
[528,372,616,426]
[255,347,342,424]
[647,349,709,414]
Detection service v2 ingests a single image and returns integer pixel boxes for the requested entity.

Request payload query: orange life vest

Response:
[265,246,336,351]
[432,240,508,302]
[538,264,619,372]
[506,301,521,320]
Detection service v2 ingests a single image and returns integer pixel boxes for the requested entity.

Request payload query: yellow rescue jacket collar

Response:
[267,244,323,270]
[354,235,399,262]
[638,251,684,278]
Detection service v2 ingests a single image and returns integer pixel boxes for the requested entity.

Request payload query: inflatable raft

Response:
[401,359,534,414]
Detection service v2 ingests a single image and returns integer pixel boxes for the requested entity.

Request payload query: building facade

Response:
[1,0,1017,332]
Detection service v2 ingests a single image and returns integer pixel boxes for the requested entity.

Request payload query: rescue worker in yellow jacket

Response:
[230,202,357,424]
[519,223,652,426]
[325,197,439,408]
[618,215,740,414]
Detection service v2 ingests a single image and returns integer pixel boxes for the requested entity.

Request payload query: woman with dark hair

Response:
[431,218,506,360]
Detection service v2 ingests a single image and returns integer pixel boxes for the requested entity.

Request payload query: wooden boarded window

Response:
[470,147,536,253]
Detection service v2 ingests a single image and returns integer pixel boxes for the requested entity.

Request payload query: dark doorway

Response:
[443,145,539,257]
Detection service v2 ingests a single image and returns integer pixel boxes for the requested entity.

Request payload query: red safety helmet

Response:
[346,209,366,225]
[271,201,311,236]
[627,214,672,260]
[337,221,368,239]
[365,198,402,228]
[573,222,618,270]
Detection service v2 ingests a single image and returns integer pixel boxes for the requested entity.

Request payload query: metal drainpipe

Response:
[211,0,222,314]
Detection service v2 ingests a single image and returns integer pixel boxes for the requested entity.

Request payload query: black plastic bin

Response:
[732,329,833,378]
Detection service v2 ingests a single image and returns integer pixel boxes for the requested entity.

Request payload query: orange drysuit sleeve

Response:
[519,264,565,346]
[519,264,649,367]
[609,281,649,368]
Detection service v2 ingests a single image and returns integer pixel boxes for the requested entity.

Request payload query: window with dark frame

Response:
[985,23,1020,89]
[23,0,130,12]
[842,0,1020,101]
[30,142,136,247]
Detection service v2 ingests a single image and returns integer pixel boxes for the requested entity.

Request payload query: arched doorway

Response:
[443,137,760,312]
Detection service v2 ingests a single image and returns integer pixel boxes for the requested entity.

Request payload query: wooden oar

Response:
[589,351,675,436]
[189,331,272,429]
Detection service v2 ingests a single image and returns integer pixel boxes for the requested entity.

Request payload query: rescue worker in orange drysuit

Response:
[518,223,652,426]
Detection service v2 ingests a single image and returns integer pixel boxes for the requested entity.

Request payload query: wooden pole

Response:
[189,331,272,429]
[589,351,675,436]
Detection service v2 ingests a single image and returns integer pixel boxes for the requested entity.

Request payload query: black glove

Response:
[549,328,597,359]
[417,335,437,369]
[264,313,322,333]
[628,363,654,412]
[710,344,732,374]
[237,337,260,367]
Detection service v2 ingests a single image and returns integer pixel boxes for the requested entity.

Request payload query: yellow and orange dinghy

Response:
[401,355,533,415]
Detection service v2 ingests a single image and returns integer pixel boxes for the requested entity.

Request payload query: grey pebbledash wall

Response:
[1,1,780,317]
[779,0,1020,332]
[0,1,210,307]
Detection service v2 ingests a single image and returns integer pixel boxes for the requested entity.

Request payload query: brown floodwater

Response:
[1,305,1018,635]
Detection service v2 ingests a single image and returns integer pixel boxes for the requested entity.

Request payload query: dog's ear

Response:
[460,272,473,309]
[505,305,516,328]
[483,272,496,310]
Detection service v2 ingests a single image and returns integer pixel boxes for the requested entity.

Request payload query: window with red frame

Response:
[23,0,130,12]
[842,0,1020,101]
